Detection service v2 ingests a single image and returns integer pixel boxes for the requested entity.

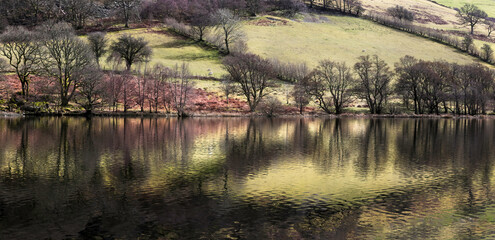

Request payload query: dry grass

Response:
[363,0,495,36]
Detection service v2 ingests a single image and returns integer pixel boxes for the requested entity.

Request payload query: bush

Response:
[257,96,282,117]
[386,102,407,114]
[387,5,415,21]
[165,18,190,36]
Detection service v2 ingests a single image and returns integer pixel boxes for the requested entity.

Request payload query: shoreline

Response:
[3,111,495,119]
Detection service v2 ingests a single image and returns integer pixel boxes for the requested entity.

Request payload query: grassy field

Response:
[243,14,481,69]
[100,28,226,78]
[432,0,495,17]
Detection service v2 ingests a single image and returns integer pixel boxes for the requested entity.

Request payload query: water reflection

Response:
[0,117,494,239]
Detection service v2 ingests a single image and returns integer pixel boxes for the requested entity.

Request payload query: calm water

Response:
[0,117,494,239]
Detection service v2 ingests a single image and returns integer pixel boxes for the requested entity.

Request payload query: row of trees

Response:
[293,55,393,114]
[299,56,494,115]
[0,0,308,31]
[142,0,306,20]
[222,53,393,115]
[395,57,494,115]
[93,63,193,116]
[305,0,364,16]
[222,53,495,116]
[166,8,246,54]
[0,0,141,29]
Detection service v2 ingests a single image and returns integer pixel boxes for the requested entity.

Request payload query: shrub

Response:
[165,18,190,36]
[387,5,415,21]
[257,96,282,117]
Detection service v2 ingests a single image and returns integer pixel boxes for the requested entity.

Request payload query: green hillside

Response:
[432,0,495,17]
[101,28,226,78]
[243,14,481,68]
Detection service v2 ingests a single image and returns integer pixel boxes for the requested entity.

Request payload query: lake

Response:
[0,117,494,239]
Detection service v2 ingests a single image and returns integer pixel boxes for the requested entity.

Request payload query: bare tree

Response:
[420,61,450,114]
[223,53,273,112]
[149,64,167,113]
[152,65,173,113]
[104,71,125,112]
[135,67,149,112]
[170,63,193,117]
[0,26,41,97]
[187,1,215,42]
[305,60,354,114]
[354,55,393,114]
[461,64,493,115]
[120,72,136,112]
[486,20,495,37]
[37,22,94,106]
[212,8,243,54]
[457,3,488,34]
[395,55,421,113]
[61,0,96,29]
[277,0,306,16]
[245,0,266,16]
[87,32,108,68]
[387,5,415,21]
[292,84,310,114]
[221,78,237,104]
[108,34,152,71]
[76,68,104,114]
[111,0,142,28]
[0,58,7,84]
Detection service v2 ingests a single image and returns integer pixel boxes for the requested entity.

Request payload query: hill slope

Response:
[362,0,495,34]
[244,14,481,68]
[433,0,495,17]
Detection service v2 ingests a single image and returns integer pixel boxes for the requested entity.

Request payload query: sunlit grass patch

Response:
[100,28,226,78]
[243,14,481,68]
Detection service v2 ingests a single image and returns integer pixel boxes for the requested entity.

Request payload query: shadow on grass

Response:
[156,39,196,49]
[155,28,229,56]
[164,52,220,61]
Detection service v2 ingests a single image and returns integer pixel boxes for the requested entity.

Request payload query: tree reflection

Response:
[0,117,494,239]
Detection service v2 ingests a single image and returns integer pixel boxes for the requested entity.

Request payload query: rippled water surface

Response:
[1,117,495,239]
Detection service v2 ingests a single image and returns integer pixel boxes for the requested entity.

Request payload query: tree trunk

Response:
[61,97,69,107]
[225,37,230,54]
